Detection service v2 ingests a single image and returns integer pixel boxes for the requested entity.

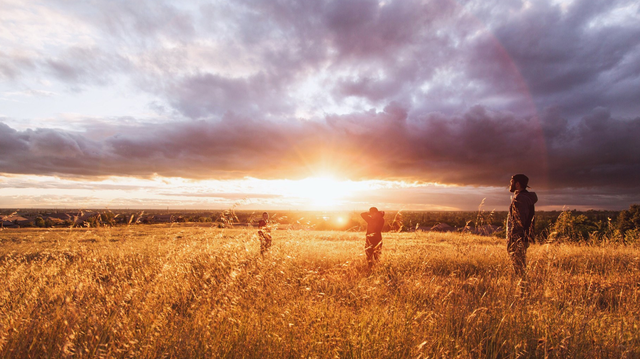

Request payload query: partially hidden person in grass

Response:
[258,212,272,254]
[361,207,385,268]
[507,174,538,278]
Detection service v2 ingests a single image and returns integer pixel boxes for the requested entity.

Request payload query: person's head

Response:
[369,207,384,217]
[262,212,269,220]
[509,174,529,193]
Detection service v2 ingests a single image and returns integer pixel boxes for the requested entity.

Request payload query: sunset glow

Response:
[0,172,636,211]
[0,0,639,210]
[284,177,350,209]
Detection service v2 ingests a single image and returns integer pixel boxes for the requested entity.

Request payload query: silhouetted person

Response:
[507,174,538,278]
[258,212,272,254]
[361,207,385,268]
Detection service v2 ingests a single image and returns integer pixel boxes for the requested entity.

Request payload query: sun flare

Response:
[285,177,352,208]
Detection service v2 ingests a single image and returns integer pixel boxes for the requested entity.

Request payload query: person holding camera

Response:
[361,207,385,268]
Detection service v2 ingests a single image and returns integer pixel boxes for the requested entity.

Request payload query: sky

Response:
[1,0,639,211]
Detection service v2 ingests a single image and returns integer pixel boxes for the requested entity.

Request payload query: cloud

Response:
[43,47,127,87]
[479,0,640,118]
[0,51,36,80]
[1,104,638,190]
[542,107,640,188]
[4,0,638,120]
[1,0,640,205]
[168,72,294,119]
[162,192,283,200]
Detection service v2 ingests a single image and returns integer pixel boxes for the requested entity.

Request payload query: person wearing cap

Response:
[361,207,385,268]
[507,174,538,278]
[258,212,272,254]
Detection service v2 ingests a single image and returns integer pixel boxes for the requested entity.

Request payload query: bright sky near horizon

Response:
[1,0,639,211]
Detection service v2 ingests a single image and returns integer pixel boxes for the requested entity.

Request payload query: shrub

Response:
[34,217,45,228]
[617,204,640,233]
[549,210,598,242]
[623,229,640,244]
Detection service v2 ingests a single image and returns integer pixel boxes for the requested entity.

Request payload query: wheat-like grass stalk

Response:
[0,227,637,358]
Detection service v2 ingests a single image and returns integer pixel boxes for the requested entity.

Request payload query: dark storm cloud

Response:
[542,107,640,188]
[0,122,105,175]
[482,0,640,118]
[1,104,638,190]
[537,187,640,210]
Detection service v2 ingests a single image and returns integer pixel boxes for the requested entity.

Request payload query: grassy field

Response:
[0,226,639,358]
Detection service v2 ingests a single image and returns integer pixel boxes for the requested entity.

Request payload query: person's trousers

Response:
[507,237,529,277]
[365,234,382,264]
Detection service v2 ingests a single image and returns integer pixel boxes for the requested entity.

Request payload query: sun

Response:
[285,176,352,209]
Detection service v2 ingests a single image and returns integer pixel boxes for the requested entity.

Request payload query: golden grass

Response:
[0,226,638,358]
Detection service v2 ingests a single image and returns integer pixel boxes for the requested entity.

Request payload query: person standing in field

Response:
[361,207,385,268]
[507,174,538,278]
[258,212,272,254]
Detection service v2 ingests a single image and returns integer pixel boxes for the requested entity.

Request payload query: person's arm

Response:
[510,196,531,237]
[517,201,531,230]
[361,212,370,222]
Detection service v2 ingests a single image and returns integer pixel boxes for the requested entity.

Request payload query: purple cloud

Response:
[1,103,639,191]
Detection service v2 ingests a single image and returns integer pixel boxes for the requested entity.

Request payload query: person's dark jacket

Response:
[507,190,538,243]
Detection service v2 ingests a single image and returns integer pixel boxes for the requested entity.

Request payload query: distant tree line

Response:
[2,205,639,243]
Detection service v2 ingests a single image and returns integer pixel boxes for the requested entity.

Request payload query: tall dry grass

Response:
[0,226,638,358]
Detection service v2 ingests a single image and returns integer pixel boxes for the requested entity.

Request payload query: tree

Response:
[551,210,597,241]
[34,217,45,228]
[617,204,640,233]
